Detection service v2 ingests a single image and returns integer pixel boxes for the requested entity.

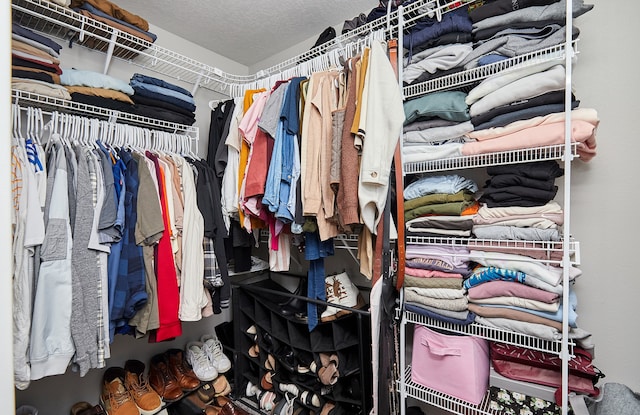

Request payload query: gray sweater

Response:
[70,145,100,376]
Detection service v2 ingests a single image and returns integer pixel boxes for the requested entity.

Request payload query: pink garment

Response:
[238,91,270,232]
[404,267,464,279]
[461,120,598,161]
[467,280,559,304]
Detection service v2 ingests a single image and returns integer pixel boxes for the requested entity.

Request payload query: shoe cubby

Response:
[331,314,361,350]
[335,345,361,378]
[238,289,256,321]
[287,320,312,351]
[254,300,272,333]
[270,312,290,345]
[232,279,372,414]
[309,323,335,352]
[329,373,364,406]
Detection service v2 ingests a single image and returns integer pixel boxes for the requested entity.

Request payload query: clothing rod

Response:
[12,103,200,155]
[11,89,199,137]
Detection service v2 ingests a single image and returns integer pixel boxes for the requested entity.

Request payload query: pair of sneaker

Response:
[320,272,365,322]
[186,334,232,382]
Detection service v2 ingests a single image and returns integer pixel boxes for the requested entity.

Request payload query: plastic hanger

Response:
[15,104,25,146]
[34,108,44,146]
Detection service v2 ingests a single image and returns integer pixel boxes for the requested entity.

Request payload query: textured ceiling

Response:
[115,0,378,67]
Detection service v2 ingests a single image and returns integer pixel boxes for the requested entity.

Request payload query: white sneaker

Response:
[201,334,232,373]
[185,341,218,381]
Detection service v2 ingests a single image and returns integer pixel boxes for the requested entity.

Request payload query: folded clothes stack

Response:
[61,68,136,112]
[70,0,157,43]
[11,22,71,100]
[129,73,197,126]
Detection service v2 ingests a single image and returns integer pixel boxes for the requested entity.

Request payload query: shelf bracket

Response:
[191,68,206,96]
[103,28,120,75]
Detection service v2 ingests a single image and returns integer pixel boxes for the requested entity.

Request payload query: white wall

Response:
[249,24,343,74]
[569,0,640,393]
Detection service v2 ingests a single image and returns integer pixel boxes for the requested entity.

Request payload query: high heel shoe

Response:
[278,278,307,306]
[280,279,308,317]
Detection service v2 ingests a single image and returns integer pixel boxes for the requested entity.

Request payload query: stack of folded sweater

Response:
[402,6,474,86]
[70,0,157,44]
[478,160,562,208]
[461,59,599,160]
[129,73,197,125]
[403,174,479,237]
[402,90,475,163]
[61,68,135,111]
[12,22,70,100]
[472,161,565,257]
[464,249,584,341]
[404,244,475,325]
[463,0,594,70]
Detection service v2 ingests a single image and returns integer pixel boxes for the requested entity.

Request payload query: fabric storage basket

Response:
[411,325,490,405]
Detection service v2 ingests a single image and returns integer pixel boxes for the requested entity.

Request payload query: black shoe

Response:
[281,299,307,317]
[261,332,274,352]
[275,345,296,372]
[279,278,307,306]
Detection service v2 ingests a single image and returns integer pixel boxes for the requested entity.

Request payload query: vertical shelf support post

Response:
[102,28,119,75]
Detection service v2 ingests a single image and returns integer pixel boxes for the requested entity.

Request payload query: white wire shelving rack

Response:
[395,1,582,414]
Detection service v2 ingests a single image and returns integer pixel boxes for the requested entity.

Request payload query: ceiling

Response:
[115,0,378,68]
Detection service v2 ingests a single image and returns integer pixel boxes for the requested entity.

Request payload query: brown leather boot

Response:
[124,359,163,414]
[148,353,184,403]
[166,348,201,391]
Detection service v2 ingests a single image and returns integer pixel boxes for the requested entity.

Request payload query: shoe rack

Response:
[231,278,373,414]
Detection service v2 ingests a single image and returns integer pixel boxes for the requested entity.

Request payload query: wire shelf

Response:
[11,88,199,137]
[404,143,578,174]
[404,237,579,266]
[403,311,573,355]
[12,0,236,92]
[403,41,578,99]
[399,366,500,415]
[258,229,361,249]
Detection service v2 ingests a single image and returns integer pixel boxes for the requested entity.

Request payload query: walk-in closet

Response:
[4,1,639,415]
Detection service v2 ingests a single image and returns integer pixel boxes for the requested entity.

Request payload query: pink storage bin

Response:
[411,324,490,405]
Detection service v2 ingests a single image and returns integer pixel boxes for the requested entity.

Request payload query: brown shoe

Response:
[149,353,184,403]
[166,348,201,391]
[70,402,105,415]
[197,381,217,404]
[100,367,139,415]
[124,359,163,414]
[205,406,221,415]
[214,396,250,415]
